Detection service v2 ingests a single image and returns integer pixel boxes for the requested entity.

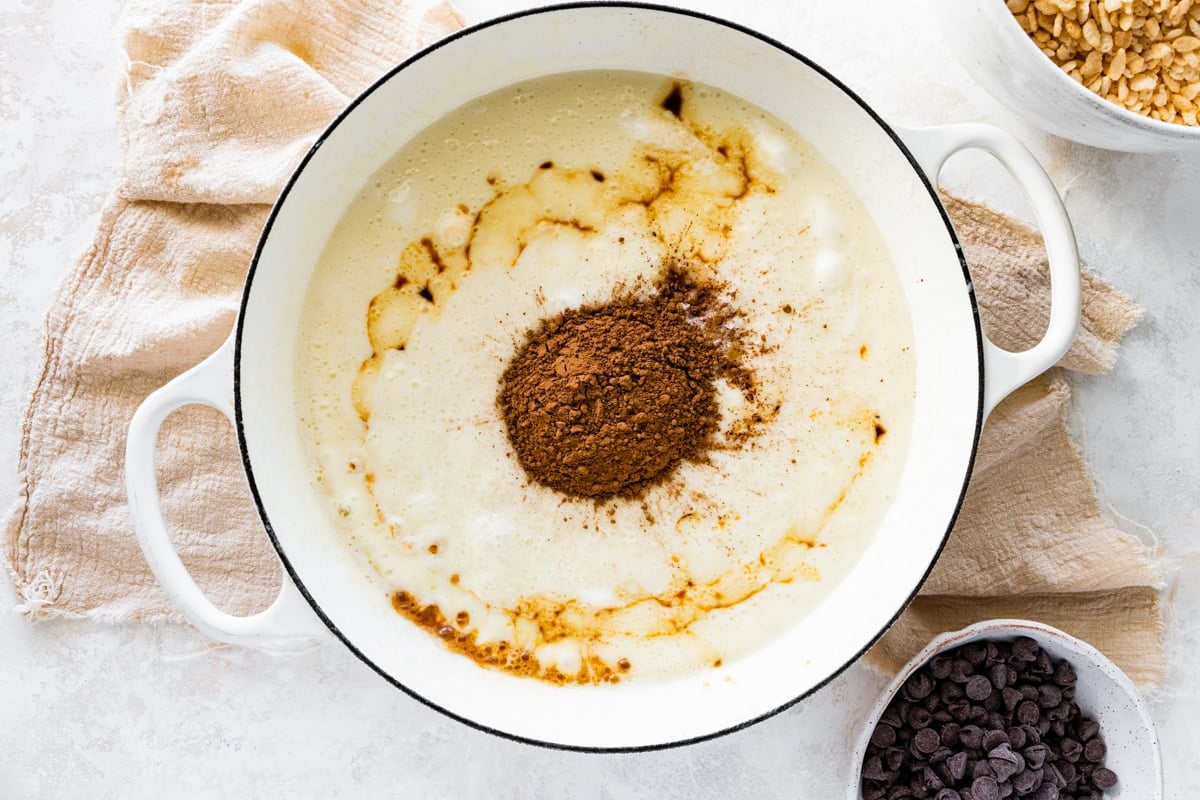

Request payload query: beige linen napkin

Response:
[5,0,464,620]
[867,197,1164,686]
[5,1,1164,683]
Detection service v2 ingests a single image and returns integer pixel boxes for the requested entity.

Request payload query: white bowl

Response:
[940,0,1200,152]
[847,619,1163,800]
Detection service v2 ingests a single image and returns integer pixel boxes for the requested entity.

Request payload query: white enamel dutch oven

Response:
[125,3,1081,751]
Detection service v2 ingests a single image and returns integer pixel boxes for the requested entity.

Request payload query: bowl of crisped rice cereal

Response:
[942,0,1200,151]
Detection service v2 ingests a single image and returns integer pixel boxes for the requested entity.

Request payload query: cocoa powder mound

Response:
[498,270,747,500]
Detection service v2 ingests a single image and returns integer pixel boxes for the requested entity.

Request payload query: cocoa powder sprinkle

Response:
[497,268,748,500]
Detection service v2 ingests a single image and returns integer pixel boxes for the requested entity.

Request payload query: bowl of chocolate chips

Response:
[850,619,1162,800]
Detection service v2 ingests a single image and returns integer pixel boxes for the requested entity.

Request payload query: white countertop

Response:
[2,0,1198,797]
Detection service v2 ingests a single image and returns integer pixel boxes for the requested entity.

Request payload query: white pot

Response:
[126,3,1081,751]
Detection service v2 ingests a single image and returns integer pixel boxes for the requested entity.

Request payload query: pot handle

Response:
[124,335,327,648]
[898,123,1081,417]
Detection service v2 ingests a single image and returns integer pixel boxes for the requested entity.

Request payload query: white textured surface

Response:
[2,0,1197,797]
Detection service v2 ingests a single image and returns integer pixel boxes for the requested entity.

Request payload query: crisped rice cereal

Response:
[1007,0,1200,125]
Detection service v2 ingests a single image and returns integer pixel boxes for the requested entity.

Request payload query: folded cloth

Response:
[5,0,463,620]
[867,197,1163,686]
[4,0,1163,684]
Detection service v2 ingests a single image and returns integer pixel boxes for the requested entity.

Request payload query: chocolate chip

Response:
[1059,738,1082,763]
[1016,700,1040,726]
[1023,743,1049,770]
[934,790,962,800]
[906,671,936,701]
[990,760,1020,785]
[865,783,887,800]
[1091,767,1118,790]
[930,747,953,765]
[972,760,996,780]
[1012,767,1042,795]
[1077,719,1099,742]
[886,747,905,772]
[931,655,954,680]
[1082,738,1106,763]
[959,725,985,749]
[966,676,992,701]
[910,707,934,730]
[989,742,1020,763]
[962,644,988,667]
[982,730,1009,752]
[1007,727,1027,750]
[971,776,1000,800]
[914,728,941,755]
[948,700,972,723]
[950,659,975,683]
[988,663,1009,690]
[941,723,962,747]
[872,724,898,748]
[1051,700,1073,722]
[864,755,888,781]
[1037,685,1062,709]
[1011,637,1039,662]
[1052,660,1076,687]
[942,682,965,702]
[1031,784,1058,800]
[1001,688,1024,713]
[947,752,968,782]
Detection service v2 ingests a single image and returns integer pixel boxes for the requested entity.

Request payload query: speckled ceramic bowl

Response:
[941,0,1200,152]
[848,619,1163,800]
